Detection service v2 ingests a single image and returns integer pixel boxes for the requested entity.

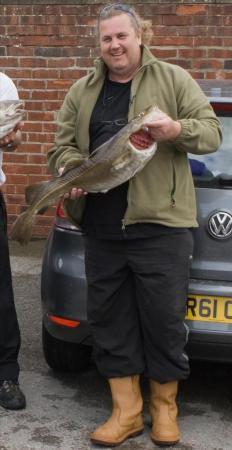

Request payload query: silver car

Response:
[186,79,232,362]
[41,80,232,372]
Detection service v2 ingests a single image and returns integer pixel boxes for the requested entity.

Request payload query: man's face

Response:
[99,14,142,81]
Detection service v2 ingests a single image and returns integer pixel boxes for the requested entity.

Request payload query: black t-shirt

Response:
[81,76,131,238]
[81,75,187,239]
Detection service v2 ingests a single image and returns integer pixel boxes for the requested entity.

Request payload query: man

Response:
[48,3,222,447]
[0,72,26,410]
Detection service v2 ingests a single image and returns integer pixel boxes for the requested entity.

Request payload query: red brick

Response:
[6,175,28,185]
[150,49,177,59]
[18,80,46,89]
[47,58,75,68]
[60,69,87,80]
[15,185,29,195]
[162,15,193,26]
[4,6,33,15]
[194,37,223,47]
[8,47,34,57]
[6,204,21,215]
[3,154,28,164]
[28,155,47,165]
[3,185,16,195]
[151,36,194,46]
[0,16,18,25]
[193,60,224,70]
[27,133,55,143]
[179,49,207,59]
[31,91,60,100]
[6,194,25,205]
[208,49,232,59]
[23,122,43,133]
[208,5,232,16]
[176,5,206,16]
[0,57,18,67]
[43,123,58,133]
[27,111,55,122]
[60,5,90,16]
[19,58,47,68]
[18,143,43,153]
[47,80,75,90]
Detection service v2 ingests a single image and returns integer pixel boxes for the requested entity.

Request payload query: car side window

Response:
[189,114,232,186]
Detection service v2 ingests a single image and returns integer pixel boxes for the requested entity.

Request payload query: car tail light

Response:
[211,102,232,115]
[48,313,80,328]
[55,199,79,231]
[56,200,66,219]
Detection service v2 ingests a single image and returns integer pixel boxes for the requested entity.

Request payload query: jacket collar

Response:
[89,45,157,86]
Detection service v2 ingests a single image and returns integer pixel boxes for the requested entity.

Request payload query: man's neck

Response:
[108,63,141,83]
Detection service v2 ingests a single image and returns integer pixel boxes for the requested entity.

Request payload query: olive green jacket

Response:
[47,46,222,229]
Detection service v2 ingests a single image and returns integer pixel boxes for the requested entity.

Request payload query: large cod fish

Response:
[11,105,161,245]
[0,101,25,139]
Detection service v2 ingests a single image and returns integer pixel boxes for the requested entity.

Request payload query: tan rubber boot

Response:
[90,375,144,447]
[150,380,180,447]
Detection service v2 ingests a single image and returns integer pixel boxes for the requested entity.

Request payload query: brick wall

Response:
[1,0,232,239]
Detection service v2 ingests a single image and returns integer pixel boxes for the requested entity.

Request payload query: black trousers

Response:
[0,192,20,381]
[85,231,193,383]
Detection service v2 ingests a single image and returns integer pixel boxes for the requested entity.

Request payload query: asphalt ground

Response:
[0,239,231,450]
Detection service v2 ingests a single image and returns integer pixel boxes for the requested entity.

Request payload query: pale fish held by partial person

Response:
[0,101,25,140]
[11,105,162,245]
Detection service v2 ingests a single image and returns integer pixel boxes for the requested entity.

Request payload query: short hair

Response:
[98,3,153,45]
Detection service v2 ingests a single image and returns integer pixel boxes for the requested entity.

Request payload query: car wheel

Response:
[42,324,92,372]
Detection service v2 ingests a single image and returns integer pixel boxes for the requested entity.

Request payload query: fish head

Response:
[124,105,163,156]
[0,100,25,139]
[127,132,157,160]
[110,107,159,183]
[131,105,166,133]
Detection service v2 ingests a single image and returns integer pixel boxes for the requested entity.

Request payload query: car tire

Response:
[42,324,92,372]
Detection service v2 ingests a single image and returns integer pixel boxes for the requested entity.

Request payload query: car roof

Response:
[196,79,232,103]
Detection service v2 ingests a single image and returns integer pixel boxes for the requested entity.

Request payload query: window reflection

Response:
[189,116,232,177]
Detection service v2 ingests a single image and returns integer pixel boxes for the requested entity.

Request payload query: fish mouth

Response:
[129,129,155,151]
[129,140,156,155]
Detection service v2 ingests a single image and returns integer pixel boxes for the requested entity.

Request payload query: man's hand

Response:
[143,112,181,142]
[0,121,24,150]
[58,167,88,200]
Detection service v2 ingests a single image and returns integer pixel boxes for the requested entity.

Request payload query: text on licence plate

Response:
[186,295,232,324]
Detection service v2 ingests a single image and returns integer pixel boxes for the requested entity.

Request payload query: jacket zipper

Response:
[171,158,176,208]
[121,219,126,230]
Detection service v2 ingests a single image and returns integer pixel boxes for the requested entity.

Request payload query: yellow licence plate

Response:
[186,295,232,324]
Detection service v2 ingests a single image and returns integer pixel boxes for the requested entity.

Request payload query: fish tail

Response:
[25,181,49,205]
[10,211,34,245]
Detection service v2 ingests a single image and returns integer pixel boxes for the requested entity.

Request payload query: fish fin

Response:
[63,158,87,171]
[10,211,34,245]
[25,181,49,205]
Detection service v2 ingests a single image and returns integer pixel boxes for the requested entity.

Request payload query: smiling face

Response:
[99,13,142,82]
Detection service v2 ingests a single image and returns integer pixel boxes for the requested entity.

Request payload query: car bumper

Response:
[41,226,91,345]
[41,227,232,361]
[186,278,232,362]
[186,330,232,362]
